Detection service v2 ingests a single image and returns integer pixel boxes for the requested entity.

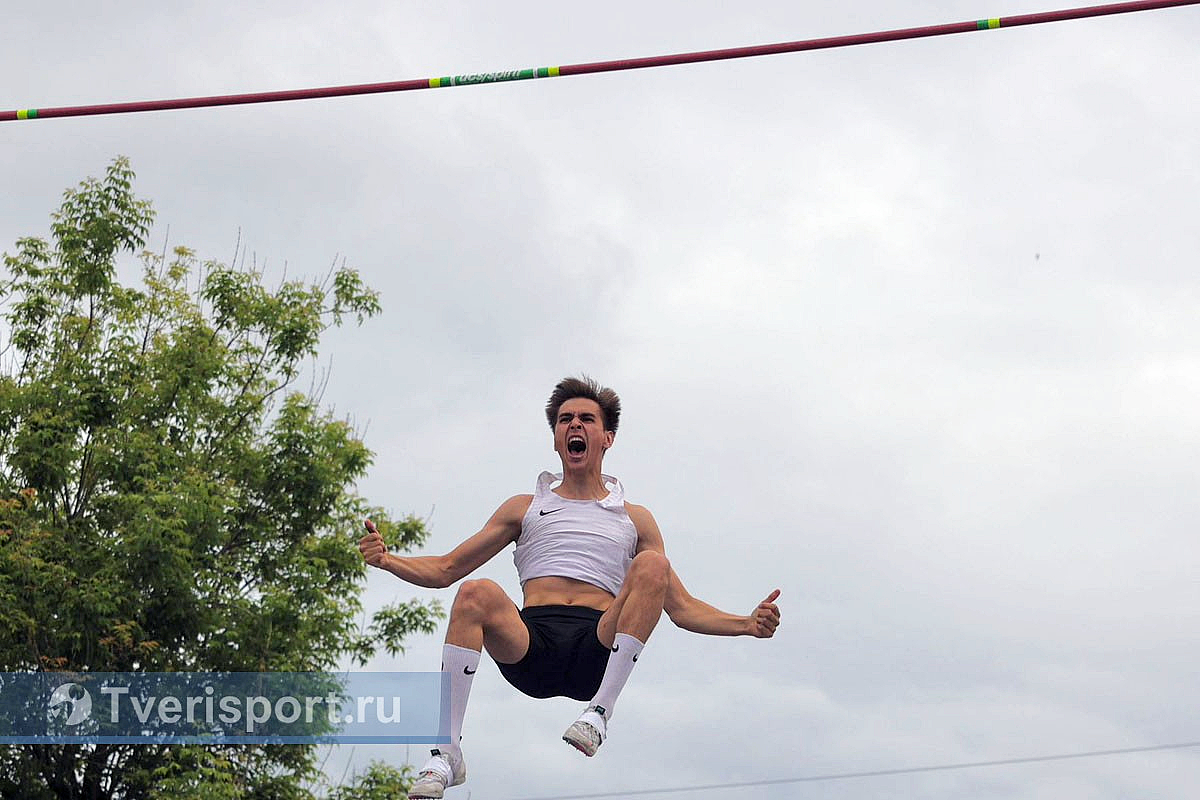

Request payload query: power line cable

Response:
[3,0,1198,122]
[514,740,1200,800]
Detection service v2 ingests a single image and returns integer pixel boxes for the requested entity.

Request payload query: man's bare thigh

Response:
[482,596,530,665]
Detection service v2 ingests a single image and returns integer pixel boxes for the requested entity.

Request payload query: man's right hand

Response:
[359,519,389,568]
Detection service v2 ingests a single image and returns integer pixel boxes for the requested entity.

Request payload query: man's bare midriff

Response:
[522,576,615,611]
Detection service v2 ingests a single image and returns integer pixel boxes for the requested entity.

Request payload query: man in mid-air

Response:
[360,376,781,799]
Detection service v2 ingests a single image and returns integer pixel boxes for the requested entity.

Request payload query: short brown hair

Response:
[545,376,621,433]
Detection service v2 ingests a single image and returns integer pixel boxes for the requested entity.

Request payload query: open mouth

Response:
[567,436,586,455]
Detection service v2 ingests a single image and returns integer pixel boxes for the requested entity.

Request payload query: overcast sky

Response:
[4,1,1200,798]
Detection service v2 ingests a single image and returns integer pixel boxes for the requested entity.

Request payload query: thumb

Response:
[761,589,781,605]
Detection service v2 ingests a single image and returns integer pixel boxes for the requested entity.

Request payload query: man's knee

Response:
[452,579,504,621]
[628,551,670,590]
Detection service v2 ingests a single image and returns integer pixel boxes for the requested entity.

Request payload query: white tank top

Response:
[513,471,638,597]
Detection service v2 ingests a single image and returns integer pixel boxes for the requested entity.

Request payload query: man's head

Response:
[545,376,621,468]
[545,376,621,433]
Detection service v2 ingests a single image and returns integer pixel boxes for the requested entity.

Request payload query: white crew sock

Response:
[441,643,480,752]
[588,633,645,720]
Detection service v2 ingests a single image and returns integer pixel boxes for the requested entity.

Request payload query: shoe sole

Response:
[409,786,447,800]
[563,735,597,756]
[562,730,600,757]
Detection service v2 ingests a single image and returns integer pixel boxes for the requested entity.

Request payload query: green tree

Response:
[0,158,440,799]
[322,762,414,800]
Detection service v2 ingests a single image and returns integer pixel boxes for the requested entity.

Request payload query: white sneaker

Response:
[562,705,608,757]
[408,747,466,799]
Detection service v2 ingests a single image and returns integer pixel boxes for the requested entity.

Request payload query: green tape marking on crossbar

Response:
[977,17,1002,29]
[430,67,560,88]
[17,109,38,120]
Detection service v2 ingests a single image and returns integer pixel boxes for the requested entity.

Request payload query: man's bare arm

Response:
[666,570,781,637]
[359,494,531,588]
[626,502,781,637]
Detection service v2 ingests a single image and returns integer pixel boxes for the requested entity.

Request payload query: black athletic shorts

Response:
[496,605,611,701]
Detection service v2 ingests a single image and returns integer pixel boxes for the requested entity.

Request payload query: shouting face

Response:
[553,397,615,469]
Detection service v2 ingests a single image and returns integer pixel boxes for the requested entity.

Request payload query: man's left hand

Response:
[748,589,781,638]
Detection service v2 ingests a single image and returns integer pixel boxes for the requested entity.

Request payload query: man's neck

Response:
[555,466,609,500]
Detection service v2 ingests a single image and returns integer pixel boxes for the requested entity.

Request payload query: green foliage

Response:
[0,158,440,798]
[322,762,415,800]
